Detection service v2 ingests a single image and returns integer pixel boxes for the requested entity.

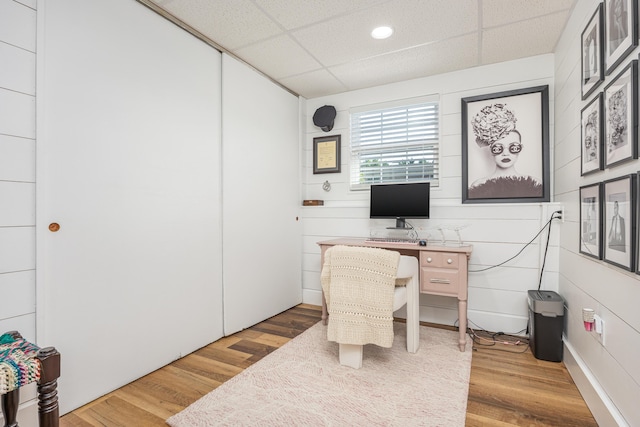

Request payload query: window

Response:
[349,96,440,190]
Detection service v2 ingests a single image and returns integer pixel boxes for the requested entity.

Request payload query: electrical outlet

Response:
[559,206,565,223]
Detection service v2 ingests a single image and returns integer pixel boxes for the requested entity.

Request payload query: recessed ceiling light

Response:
[371,26,393,40]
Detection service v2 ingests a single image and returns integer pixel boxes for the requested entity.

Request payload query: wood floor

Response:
[59,304,597,426]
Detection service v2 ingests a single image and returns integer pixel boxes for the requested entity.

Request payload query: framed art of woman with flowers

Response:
[603,59,637,168]
[461,86,550,204]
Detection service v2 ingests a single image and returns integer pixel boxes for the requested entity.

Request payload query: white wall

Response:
[555,2,640,426]
[302,56,562,334]
[0,0,36,341]
[0,1,39,425]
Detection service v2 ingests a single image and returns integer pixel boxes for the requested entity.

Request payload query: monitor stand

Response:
[386,218,410,229]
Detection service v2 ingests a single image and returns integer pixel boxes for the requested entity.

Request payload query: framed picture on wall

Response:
[637,171,640,276]
[313,135,341,174]
[603,174,637,271]
[461,86,550,204]
[604,0,638,75]
[581,93,604,175]
[579,183,603,259]
[603,60,637,168]
[582,3,604,99]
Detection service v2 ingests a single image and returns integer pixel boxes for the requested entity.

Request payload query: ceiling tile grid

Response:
[252,0,388,30]
[329,33,480,92]
[234,34,322,79]
[146,0,577,98]
[481,11,572,65]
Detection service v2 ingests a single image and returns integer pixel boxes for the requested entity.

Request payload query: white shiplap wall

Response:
[302,55,562,335]
[0,1,39,425]
[0,0,37,341]
[555,1,640,426]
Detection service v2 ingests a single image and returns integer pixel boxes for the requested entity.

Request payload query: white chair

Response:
[337,255,420,369]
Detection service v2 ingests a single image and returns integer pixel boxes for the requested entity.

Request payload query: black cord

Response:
[468,211,561,338]
[468,326,531,353]
[467,319,527,338]
[537,213,555,291]
[469,212,561,273]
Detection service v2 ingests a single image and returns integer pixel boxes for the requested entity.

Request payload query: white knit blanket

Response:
[321,245,400,348]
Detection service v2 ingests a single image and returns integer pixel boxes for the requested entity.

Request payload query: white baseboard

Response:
[563,341,628,427]
[302,289,323,307]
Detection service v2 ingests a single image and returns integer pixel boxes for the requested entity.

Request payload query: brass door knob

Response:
[49,223,60,232]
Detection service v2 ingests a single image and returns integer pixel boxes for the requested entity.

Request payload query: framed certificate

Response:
[313,135,341,174]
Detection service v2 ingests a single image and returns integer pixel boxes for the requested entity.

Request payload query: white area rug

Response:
[167,322,472,426]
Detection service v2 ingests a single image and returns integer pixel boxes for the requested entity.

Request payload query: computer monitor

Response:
[369,182,430,229]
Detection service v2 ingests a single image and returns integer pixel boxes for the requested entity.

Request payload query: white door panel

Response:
[37,0,223,413]
[222,55,302,334]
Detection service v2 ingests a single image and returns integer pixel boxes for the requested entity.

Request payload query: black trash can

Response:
[527,290,565,362]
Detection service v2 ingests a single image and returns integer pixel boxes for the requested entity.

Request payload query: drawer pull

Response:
[430,278,451,284]
[426,257,432,263]
[447,258,453,264]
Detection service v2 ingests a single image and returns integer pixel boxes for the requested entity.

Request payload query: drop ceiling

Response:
[141,0,577,99]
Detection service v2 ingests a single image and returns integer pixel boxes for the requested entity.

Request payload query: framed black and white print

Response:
[636,171,640,276]
[603,174,637,271]
[581,93,604,175]
[580,183,603,259]
[461,86,550,204]
[582,3,604,99]
[604,60,637,168]
[604,0,638,75]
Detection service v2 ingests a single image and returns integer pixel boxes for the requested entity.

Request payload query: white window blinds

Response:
[350,97,440,190]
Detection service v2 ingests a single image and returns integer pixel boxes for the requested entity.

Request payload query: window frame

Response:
[349,95,441,191]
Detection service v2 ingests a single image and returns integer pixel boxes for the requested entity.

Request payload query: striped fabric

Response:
[0,333,41,394]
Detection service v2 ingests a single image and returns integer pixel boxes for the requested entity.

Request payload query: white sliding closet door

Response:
[36,0,223,413]
[222,54,302,334]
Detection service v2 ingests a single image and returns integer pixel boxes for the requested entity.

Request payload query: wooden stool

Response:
[1,331,60,427]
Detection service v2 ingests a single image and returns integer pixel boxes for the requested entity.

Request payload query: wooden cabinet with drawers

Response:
[420,251,467,298]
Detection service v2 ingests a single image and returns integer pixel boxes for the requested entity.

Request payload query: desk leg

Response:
[458,299,467,351]
[321,291,328,325]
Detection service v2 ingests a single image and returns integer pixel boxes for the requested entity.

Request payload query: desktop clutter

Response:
[367,224,469,247]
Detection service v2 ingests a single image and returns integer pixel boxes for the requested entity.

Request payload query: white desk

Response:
[318,238,473,351]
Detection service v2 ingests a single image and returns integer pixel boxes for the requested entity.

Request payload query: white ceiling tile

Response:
[156,0,282,50]
[292,0,478,66]
[234,35,322,79]
[147,0,577,98]
[278,69,348,99]
[482,0,575,27]
[330,34,479,93]
[482,13,570,64]
[253,0,387,30]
